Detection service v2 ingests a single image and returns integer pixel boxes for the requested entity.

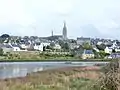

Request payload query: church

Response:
[49,22,68,41]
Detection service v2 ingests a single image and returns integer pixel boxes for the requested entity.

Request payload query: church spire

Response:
[64,21,66,28]
[63,21,67,40]
[51,30,53,36]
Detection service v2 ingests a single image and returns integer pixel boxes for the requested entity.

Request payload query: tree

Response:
[82,42,93,50]
[0,34,10,43]
[1,34,10,39]
[59,40,64,47]
[71,40,76,43]
[46,45,52,49]
[0,48,3,56]
[43,46,46,51]
[64,43,69,50]
[112,49,116,53]
[50,43,55,47]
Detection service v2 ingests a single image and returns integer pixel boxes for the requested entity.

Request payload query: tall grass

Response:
[93,59,120,90]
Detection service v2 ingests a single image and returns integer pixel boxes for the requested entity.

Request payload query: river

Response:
[0,61,109,79]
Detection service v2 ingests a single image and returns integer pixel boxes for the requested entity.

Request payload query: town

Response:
[0,22,119,60]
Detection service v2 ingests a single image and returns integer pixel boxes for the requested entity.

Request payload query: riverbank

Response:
[0,66,102,90]
[0,59,111,62]
[0,51,112,62]
[0,59,112,62]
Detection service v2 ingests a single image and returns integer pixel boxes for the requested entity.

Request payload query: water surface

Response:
[0,61,109,79]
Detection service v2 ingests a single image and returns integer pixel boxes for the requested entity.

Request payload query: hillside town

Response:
[0,22,120,60]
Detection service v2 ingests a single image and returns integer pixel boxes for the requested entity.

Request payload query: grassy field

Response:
[0,51,112,62]
[0,66,102,90]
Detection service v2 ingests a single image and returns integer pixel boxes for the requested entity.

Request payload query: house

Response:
[41,42,50,47]
[97,42,103,45]
[115,47,120,52]
[93,47,99,52]
[77,37,91,45]
[34,43,44,51]
[82,50,94,59]
[11,44,21,51]
[108,53,120,59]
[69,43,79,50]
[0,44,13,53]
[53,44,61,50]
[104,47,113,54]
[20,44,28,49]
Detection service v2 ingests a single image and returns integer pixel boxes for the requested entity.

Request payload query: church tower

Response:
[51,30,53,36]
[62,21,67,40]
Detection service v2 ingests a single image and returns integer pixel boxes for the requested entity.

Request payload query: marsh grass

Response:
[0,67,101,90]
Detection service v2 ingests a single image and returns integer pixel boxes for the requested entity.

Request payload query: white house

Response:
[97,42,103,45]
[13,47,21,51]
[34,43,44,51]
[41,42,50,46]
[93,47,99,52]
[111,42,117,48]
[53,44,61,50]
[20,44,28,49]
[8,43,21,51]
[115,47,120,52]
[104,47,113,54]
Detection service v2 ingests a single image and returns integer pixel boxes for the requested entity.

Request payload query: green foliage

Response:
[58,40,70,51]
[82,42,93,50]
[0,48,3,56]
[97,60,120,90]
[99,51,108,58]
[1,34,10,38]
[58,40,64,47]
[46,45,52,50]
[50,43,55,47]
[43,46,46,51]
[112,49,116,53]
[93,50,100,59]
[63,43,69,51]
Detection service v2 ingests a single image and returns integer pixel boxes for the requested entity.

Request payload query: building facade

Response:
[77,37,91,45]
[82,50,94,59]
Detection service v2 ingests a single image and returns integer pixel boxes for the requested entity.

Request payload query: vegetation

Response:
[0,34,10,43]
[59,40,70,51]
[0,67,101,90]
[0,48,3,56]
[3,51,78,61]
[82,42,93,50]
[92,59,120,90]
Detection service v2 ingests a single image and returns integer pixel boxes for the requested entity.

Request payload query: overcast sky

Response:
[0,0,120,39]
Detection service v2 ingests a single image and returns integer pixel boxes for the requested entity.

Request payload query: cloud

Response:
[0,0,120,39]
[0,0,35,26]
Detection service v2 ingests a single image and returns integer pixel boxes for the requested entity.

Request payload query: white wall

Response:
[34,44,43,51]
[54,44,61,49]
[104,47,112,54]
[13,47,21,51]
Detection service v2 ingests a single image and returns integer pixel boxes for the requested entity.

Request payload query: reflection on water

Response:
[0,61,108,79]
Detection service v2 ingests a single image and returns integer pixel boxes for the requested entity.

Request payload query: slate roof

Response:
[110,53,120,58]
[0,44,12,48]
[84,50,94,54]
[116,42,120,46]
[77,37,90,41]
[11,44,21,48]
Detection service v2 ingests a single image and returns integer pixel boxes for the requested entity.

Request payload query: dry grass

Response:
[0,66,101,90]
[92,59,120,90]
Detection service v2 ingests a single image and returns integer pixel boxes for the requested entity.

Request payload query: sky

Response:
[0,0,120,39]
